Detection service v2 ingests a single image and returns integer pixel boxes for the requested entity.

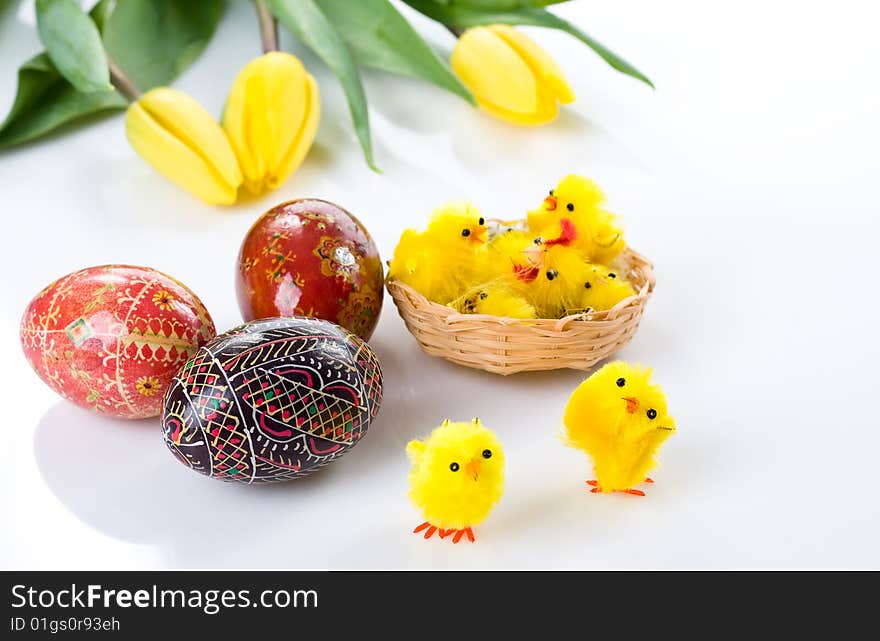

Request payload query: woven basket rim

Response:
[386,245,655,330]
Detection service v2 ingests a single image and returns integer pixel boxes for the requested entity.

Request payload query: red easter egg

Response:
[236,199,384,340]
[20,265,216,419]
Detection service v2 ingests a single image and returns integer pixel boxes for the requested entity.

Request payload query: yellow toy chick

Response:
[407,418,505,543]
[388,228,447,302]
[527,175,605,233]
[487,229,543,282]
[570,264,636,314]
[387,202,489,304]
[423,201,489,269]
[449,283,537,319]
[527,175,625,264]
[519,242,592,318]
[563,362,676,496]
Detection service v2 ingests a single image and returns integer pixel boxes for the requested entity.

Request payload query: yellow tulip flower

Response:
[125,88,243,205]
[222,51,320,194]
[451,25,575,126]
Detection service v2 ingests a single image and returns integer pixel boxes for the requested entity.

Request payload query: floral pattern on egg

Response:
[20,265,216,419]
[236,199,384,340]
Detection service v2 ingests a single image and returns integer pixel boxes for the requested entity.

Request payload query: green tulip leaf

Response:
[0,0,225,150]
[89,0,116,32]
[0,0,124,150]
[404,0,654,88]
[0,54,125,149]
[102,0,225,91]
[316,0,474,105]
[267,0,378,171]
[35,0,111,93]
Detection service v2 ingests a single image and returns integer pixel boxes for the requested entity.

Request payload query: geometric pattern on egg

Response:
[161,317,383,483]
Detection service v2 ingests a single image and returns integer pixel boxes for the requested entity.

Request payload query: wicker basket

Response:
[386,247,655,375]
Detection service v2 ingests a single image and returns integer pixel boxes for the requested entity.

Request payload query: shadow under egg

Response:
[32,401,357,566]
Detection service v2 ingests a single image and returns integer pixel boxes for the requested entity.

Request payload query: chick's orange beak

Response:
[623,397,640,414]
[469,226,486,243]
[543,194,558,211]
[465,459,482,481]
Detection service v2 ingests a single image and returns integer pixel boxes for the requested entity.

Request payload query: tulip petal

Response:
[478,84,559,126]
[220,59,261,191]
[126,89,242,204]
[223,52,316,194]
[126,104,237,204]
[137,88,242,193]
[270,72,320,190]
[451,26,538,115]
[489,24,575,105]
[223,59,265,192]
[262,53,309,180]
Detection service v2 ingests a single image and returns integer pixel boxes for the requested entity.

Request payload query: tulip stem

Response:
[107,57,141,102]
[254,0,279,53]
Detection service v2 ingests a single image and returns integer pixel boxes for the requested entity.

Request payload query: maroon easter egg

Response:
[236,199,384,340]
[161,317,383,483]
[20,265,216,419]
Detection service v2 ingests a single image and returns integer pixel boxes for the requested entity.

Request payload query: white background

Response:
[2,0,878,569]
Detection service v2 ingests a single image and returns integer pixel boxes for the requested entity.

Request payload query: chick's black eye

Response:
[482,449,492,459]
[461,229,470,237]
[546,270,558,281]
[647,409,657,420]
[450,462,459,472]
[584,281,592,289]
[479,292,488,300]
[566,203,574,212]
[478,217,485,226]
[616,377,626,387]
[549,189,554,196]
[608,272,617,279]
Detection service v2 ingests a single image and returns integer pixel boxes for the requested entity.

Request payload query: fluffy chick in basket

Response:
[388,202,489,304]
[570,264,637,314]
[387,229,454,303]
[563,362,676,496]
[487,230,588,317]
[488,229,542,282]
[518,242,592,319]
[407,418,505,543]
[528,175,625,264]
[449,283,537,319]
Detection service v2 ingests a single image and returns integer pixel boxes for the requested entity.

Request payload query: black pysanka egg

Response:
[161,317,383,483]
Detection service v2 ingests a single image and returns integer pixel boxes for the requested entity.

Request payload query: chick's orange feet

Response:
[413,521,437,538]
[412,522,475,543]
[586,478,653,496]
[452,528,476,544]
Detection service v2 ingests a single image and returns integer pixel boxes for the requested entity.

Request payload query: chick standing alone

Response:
[563,362,676,495]
[407,418,505,543]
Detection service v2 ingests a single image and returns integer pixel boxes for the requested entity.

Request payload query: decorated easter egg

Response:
[236,199,384,340]
[20,265,216,419]
[161,317,383,483]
